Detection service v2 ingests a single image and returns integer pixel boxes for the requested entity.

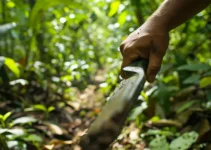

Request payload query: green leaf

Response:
[129,102,147,120]
[47,106,55,112]
[200,76,211,88]
[108,1,120,17]
[7,141,22,149]
[154,85,178,113]
[149,136,169,150]
[4,57,20,78]
[151,116,160,122]
[178,64,210,72]
[0,129,8,134]
[33,104,47,112]
[176,101,198,114]
[6,128,25,136]
[12,116,37,125]
[6,1,15,8]
[30,0,79,29]
[183,74,200,84]
[118,11,127,25]
[60,75,73,82]
[144,129,174,137]
[3,112,12,121]
[24,134,43,142]
[170,131,198,150]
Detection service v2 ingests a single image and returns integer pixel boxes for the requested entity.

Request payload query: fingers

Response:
[120,49,139,79]
[120,33,168,82]
[120,59,131,79]
[146,48,165,82]
[120,42,166,82]
[120,37,151,79]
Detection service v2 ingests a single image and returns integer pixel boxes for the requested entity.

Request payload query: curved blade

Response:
[79,60,148,150]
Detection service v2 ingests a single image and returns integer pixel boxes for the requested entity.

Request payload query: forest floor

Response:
[41,83,144,150]
[1,69,211,150]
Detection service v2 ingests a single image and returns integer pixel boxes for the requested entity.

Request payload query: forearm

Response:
[148,0,211,31]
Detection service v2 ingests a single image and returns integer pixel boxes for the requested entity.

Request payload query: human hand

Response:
[120,20,169,82]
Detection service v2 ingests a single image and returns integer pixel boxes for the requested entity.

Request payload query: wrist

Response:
[144,0,173,32]
[145,15,170,32]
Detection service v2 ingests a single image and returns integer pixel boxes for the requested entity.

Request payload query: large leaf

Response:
[24,134,43,142]
[200,76,211,88]
[0,128,25,136]
[178,64,210,72]
[176,100,198,114]
[149,136,169,150]
[0,23,16,35]
[183,74,200,84]
[7,141,22,149]
[4,57,20,78]
[8,128,25,136]
[170,131,198,150]
[12,116,37,125]
[0,129,8,134]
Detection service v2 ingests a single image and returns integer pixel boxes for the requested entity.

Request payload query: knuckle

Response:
[119,43,125,52]
[121,45,132,57]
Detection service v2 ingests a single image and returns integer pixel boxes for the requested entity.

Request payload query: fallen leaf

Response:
[44,122,67,135]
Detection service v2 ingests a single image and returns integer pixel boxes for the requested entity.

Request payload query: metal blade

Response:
[79,60,147,150]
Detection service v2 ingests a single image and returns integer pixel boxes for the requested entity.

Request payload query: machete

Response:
[79,60,148,150]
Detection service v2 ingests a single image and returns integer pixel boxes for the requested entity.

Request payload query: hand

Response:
[120,20,169,82]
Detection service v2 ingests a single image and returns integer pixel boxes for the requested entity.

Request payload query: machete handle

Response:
[123,59,148,78]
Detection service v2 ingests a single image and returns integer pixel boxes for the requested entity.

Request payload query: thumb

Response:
[146,50,164,82]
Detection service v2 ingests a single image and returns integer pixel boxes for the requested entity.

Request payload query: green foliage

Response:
[12,116,37,125]
[149,136,169,150]
[0,56,20,81]
[200,76,211,88]
[0,23,16,35]
[4,57,20,78]
[170,132,198,150]
[149,132,198,150]
[0,112,12,128]
[32,104,55,119]
[30,0,79,30]
[108,1,121,17]
[0,112,42,150]
[176,100,198,114]
[1,0,211,149]
[177,64,211,72]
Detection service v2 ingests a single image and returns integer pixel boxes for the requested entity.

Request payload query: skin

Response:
[120,0,211,82]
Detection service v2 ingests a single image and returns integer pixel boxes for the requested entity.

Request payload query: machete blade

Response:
[79,60,148,150]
